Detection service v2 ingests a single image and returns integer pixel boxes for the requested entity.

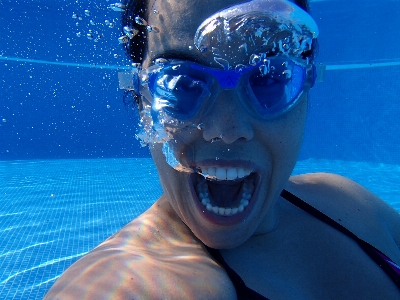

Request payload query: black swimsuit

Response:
[205,189,400,300]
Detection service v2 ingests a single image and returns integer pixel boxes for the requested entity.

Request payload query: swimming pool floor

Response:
[1,158,399,299]
[0,158,161,299]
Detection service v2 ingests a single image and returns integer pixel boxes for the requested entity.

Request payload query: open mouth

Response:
[191,167,258,217]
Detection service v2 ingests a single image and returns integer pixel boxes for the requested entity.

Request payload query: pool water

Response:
[0,159,160,299]
[1,0,400,299]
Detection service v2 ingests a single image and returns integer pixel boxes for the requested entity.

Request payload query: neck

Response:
[252,202,279,236]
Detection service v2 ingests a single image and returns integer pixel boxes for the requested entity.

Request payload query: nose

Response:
[201,89,254,144]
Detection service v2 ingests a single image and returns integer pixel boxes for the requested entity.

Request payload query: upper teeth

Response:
[200,167,252,180]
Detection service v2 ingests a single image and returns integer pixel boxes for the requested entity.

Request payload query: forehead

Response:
[145,0,295,66]
[144,0,238,63]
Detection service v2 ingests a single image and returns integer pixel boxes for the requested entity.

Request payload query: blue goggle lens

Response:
[149,64,211,120]
[247,61,306,116]
[145,59,310,120]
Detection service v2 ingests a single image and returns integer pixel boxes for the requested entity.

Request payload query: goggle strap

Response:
[315,63,327,83]
[310,64,317,88]
[118,69,141,96]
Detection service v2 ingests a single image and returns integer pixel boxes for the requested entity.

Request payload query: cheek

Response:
[149,143,167,170]
[150,144,182,204]
[257,96,307,162]
[282,99,307,145]
[149,143,190,207]
[279,94,307,138]
[150,143,205,230]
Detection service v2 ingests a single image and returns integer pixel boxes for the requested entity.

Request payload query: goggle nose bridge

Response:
[190,64,252,89]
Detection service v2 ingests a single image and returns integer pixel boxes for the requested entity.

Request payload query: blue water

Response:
[1,0,400,299]
[0,159,161,299]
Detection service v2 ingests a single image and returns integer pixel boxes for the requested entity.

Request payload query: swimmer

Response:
[45,0,400,299]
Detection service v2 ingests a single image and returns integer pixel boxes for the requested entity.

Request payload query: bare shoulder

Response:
[44,196,235,300]
[286,172,400,261]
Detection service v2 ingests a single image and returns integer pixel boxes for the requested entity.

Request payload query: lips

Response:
[189,163,261,225]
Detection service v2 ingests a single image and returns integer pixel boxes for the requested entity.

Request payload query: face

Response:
[142,0,310,249]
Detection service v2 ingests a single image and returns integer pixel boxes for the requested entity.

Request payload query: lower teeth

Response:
[196,176,255,216]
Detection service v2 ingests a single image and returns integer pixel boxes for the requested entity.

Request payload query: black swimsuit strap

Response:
[281,189,400,290]
[204,189,400,299]
[204,244,270,300]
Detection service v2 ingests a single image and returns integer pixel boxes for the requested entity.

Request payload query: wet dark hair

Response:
[121,0,317,63]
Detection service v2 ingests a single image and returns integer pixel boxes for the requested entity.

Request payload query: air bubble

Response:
[278,40,284,53]
[76,32,81,37]
[239,43,248,54]
[199,45,207,53]
[84,9,90,16]
[108,23,115,28]
[105,20,110,26]
[66,38,71,42]
[154,58,169,66]
[87,33,94,40]
[89,20,95,26]
[141,74,149,84]
[249,54,260,66]
[109,3,126,12]
[153,9,158,14]
[188,45,193,50]
[118,35,129,44]
[107,105,111,108]
[114,54,119,58]
[235,64,246,72]
[259,64,269,76]
[146,25,153,32]
[212,47,220,56]
[2,119,6,123]
[214,57,229,70]
[172,65,181,70]
[283,70,292,79]
[72,13,78,19]
[123,26,138,39]
[135,16,148,26]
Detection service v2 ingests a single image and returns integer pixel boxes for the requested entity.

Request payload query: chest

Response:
[217,223,400,299]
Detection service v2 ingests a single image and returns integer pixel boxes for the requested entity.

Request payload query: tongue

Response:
[207,180,243,207]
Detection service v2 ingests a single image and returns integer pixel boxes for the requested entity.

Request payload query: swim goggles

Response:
[128,57,316,123]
